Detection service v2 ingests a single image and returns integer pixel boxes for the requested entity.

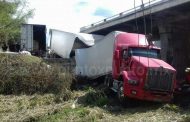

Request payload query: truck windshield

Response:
[128,47,160,59]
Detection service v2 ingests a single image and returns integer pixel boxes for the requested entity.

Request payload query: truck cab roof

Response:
[115,32,159,50]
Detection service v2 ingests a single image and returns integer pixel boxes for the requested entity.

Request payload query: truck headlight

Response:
[185,68,190,73]
[128,79,139,85]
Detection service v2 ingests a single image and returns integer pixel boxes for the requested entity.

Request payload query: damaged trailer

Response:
[75,31,123,78]
[49,29,104,59]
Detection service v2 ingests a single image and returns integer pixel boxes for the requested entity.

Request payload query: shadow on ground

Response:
[74,84,168,116]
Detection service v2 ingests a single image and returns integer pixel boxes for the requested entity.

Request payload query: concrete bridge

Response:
[80,0,190,35]
[80,0,190,80]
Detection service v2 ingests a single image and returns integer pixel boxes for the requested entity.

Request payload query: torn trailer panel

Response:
[49,29,104,58]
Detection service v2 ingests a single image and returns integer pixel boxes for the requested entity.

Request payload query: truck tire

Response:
[117,83,133,107]
[117,83,125,103]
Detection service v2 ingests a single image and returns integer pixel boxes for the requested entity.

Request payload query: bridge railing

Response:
[80,0,169,31]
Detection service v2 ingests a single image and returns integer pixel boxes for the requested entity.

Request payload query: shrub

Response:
[0,53,73,95]
[84,88,109,107]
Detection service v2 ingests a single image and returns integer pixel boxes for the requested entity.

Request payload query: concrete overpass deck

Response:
[80,0,190,35]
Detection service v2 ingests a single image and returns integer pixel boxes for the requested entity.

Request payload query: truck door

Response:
[121,49,131,71]
[21,24,33,51]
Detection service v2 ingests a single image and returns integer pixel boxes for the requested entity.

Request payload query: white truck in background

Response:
[21,24,46,56]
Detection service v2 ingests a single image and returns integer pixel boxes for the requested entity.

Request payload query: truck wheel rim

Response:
[119,86,124,98]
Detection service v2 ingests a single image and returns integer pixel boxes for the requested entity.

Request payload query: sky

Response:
[28,0,152,32]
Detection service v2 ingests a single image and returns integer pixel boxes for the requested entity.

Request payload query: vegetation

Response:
[1,89,190,122]
[0,0,33,46]
[83,88,109,107]
[0,53,73,95]
[34,89,190,122]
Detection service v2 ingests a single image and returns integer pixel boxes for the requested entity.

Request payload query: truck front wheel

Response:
[118,83,125,103]
[117,83,134,107]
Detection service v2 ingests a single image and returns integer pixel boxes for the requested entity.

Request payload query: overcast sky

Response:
[28,0,152,32]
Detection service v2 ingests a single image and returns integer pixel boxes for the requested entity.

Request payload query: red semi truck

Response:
[50,30,177,102]
[111,32,176,102]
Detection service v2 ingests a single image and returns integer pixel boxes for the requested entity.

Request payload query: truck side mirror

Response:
[115,50,119,59]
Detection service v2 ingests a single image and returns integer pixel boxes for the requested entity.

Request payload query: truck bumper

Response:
[123,86,173,102]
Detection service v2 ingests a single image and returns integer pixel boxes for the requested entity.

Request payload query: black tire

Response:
[117,83,125,103]
[117,83,134,107]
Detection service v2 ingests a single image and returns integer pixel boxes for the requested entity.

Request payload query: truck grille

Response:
[145,68,174,92]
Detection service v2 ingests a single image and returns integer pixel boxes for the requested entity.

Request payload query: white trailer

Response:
[75,31,121,78]
[20,24,46,54]
[49,29,123,78]
[21,24,33,51]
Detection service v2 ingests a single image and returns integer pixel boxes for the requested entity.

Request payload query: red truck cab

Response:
[110,33,176,102]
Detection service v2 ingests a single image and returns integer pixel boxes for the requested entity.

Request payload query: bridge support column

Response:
[159,26,171,62]
[171,28,190,79]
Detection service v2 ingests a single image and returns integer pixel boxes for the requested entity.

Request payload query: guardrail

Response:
[80,0,169,31]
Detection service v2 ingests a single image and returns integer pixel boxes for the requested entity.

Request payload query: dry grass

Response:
[0,94,71,121]
[0,89,190,121]
[37,88,190,122]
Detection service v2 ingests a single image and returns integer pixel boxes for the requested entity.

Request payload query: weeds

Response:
[84,88,109,107]
[39,107,96,122]
[162,104,181,112]
[0,89,190,122]
[0,94,64,121]
[182,116,190,122]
